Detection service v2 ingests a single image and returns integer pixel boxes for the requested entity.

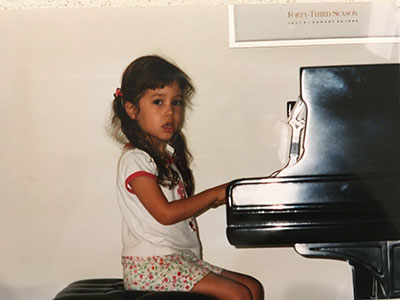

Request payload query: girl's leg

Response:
[220,270,264,300]
[191,272,251,300]
[191,270,264,300]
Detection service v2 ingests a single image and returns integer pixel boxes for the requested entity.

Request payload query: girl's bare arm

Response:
[128,177,227,225]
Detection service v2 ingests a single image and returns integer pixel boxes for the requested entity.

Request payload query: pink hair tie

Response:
[114,88,123,98]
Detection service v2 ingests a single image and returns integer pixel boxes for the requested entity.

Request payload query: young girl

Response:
[111,55,264,300]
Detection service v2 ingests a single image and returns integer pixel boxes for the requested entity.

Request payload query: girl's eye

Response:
[173,100,183,106]
[153,99,163,105]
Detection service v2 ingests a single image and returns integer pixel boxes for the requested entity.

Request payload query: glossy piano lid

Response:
[278,63,400,176]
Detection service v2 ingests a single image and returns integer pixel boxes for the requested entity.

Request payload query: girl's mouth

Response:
[162,123,175,133]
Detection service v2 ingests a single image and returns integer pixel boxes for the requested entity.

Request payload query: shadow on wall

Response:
[0,282,17,300]
[285,283,347,300]
[0,281,58,300]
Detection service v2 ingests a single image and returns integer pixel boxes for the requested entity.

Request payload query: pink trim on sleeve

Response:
[125,171,158,194]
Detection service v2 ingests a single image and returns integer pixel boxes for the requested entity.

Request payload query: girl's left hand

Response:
[211,183,228,207]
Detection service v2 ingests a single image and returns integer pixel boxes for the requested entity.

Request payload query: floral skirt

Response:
[122,251,223,291]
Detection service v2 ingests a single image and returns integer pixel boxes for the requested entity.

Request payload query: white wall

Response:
[0,5,398,300]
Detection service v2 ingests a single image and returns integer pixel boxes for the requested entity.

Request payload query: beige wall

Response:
[0,5,398,300]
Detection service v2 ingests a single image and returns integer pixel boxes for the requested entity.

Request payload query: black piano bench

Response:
[53,278,218,300]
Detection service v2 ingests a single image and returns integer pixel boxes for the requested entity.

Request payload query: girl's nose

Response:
[165,104,174,116]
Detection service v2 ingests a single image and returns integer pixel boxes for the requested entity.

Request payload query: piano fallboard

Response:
[227,172,400,246]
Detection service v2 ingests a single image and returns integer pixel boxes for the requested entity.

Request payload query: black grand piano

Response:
[226,64,400,299]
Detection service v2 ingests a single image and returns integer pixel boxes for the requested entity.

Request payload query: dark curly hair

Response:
[111,55,195,196]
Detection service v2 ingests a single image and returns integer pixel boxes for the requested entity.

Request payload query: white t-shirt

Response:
[117,147,201,258]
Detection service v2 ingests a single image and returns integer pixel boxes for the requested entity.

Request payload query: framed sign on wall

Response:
[229,2,400,48]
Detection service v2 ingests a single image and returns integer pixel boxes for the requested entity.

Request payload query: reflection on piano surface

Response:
[226,64,400,299]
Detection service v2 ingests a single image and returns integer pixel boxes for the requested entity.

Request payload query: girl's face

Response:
[126,81,184,153]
